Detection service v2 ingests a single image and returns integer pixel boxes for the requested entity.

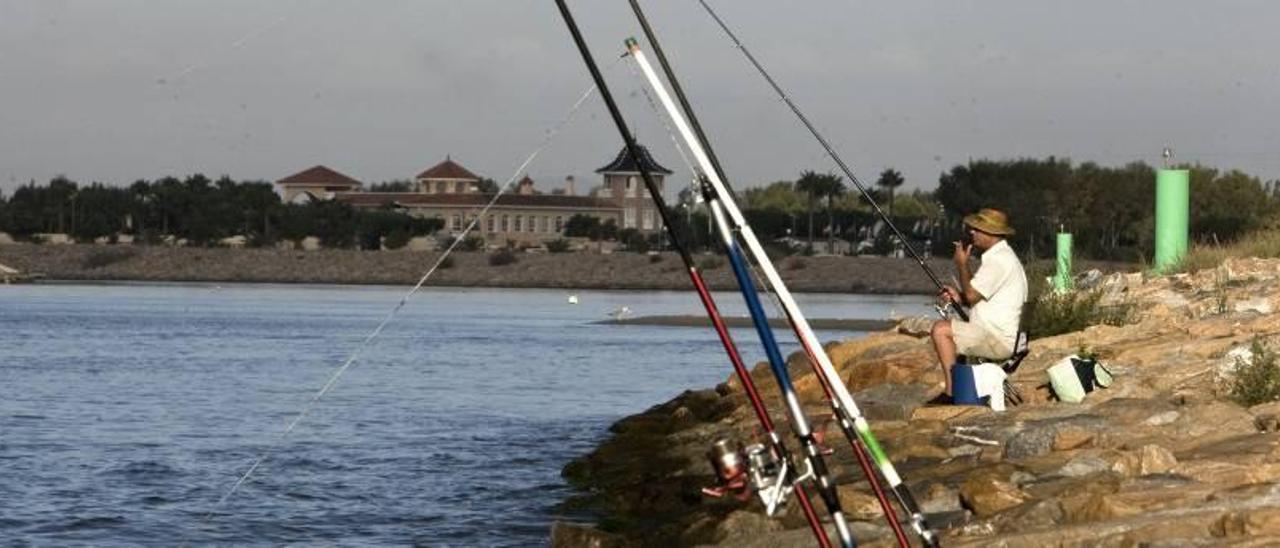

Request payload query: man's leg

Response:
[931,319,957,395]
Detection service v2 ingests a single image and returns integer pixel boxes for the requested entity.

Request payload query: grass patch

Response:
[697,256,723,270]
[1229,339,1280,407]
[1173,227,1280,274]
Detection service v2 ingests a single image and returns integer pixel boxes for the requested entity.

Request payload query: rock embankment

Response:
[555,257,1280,546]
[0,243,955,293]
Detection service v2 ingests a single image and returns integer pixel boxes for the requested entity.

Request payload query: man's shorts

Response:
[951,319,1013,361]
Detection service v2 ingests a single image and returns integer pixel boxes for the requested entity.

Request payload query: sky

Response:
[2,1,1279,197]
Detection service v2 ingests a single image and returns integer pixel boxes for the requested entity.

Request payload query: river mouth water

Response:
[0,282,929,546]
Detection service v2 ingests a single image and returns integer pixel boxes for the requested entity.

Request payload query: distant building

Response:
[415,156,481,194]
[593,144,672,232]
[276,165,362,203]
[274,146,672,247]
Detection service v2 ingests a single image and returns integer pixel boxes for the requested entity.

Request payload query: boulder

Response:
[959,467,1031,517]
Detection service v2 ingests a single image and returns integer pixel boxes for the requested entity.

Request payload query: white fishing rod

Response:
[625,39,938,547]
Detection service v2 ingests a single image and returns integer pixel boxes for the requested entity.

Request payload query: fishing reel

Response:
[701,438,813,516]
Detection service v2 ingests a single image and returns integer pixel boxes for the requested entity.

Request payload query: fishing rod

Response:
[622,4,911,545]
[551,2,831,546]
[694,0,967,323]
[620,14,938,548]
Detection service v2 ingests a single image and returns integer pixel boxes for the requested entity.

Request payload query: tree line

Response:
[0,175,440,249]
[2,158,1276,261]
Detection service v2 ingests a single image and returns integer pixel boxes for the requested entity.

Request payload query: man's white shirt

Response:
[968,239,1028,348]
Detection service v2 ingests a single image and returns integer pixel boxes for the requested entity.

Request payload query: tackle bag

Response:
[1047,355,1113,403]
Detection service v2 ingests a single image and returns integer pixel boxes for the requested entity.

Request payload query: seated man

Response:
[930,208,1027,402]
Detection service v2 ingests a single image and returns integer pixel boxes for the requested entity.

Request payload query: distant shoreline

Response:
[0,244,951,294]
[0,243,1131,294]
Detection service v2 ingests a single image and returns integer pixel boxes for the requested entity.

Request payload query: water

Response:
[0,283,930,546]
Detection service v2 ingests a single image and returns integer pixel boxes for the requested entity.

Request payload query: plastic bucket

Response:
[951,364,983,405]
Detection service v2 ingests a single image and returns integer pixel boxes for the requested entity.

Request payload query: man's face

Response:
[966,226,998,251]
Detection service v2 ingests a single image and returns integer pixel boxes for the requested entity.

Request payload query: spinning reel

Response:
[701,438,814,516]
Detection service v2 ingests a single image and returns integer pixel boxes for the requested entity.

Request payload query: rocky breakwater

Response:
[554,257,1280,547]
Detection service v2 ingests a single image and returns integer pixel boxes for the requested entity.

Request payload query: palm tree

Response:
[796,170,844,253]
[876,168,906,217]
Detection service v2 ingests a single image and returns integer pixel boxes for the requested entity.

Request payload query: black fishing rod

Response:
[551,2,832,546]
[624,4,910,546]
[622,8,939,547]
[695,0,968,323]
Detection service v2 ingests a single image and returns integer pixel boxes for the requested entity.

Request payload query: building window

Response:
[514,215,522,232]
[642,209,653,230]
[555,216,564,232]
[626,176,637,198]
[451,214,462,231]
[501,215,509,232]
[487,215,495,233]
[529,216,538,233]
[624,208,636,229]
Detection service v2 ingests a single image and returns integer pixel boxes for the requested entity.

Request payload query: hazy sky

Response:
[2,1,1278,197]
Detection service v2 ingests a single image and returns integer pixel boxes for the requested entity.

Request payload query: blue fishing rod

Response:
[622,6,939,546]
[702,185,856,547]
[622,4,916,545]
[552,2,833,546]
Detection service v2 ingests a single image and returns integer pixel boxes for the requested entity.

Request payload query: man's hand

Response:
[939,285,962,306]
[953,240,972,268]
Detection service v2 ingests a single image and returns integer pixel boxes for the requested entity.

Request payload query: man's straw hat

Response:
[963,208,1015,235]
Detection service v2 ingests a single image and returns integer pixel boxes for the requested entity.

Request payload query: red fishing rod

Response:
[552,2,831,545]
[623,3,910,546]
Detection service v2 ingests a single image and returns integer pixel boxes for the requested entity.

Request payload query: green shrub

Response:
[546,239,572,253]
[488,248,518,266]
[456,235,485,252]
[1229,339,1280,407]
[82,247,138,269]
[383,229,411,250]
[1023,289,1133,339]
[438,255,455,269]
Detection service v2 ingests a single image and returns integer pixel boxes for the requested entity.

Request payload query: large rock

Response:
[959,467,1031,517]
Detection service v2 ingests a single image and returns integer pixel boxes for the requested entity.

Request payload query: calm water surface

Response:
[0,283,930,546]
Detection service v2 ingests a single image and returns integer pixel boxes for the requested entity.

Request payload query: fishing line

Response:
[199,71,609,524]
[695,0,964,323]
[624,53,799,341]
[157,12,293,85]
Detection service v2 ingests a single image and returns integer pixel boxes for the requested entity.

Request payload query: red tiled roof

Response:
[276,165,362,187]
[337,192,618,210]
[416,157,480,180]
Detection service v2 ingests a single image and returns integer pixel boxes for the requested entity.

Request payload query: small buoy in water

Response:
[568,294,579,305]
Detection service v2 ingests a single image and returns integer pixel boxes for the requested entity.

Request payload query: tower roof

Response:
[594,145,673,175]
